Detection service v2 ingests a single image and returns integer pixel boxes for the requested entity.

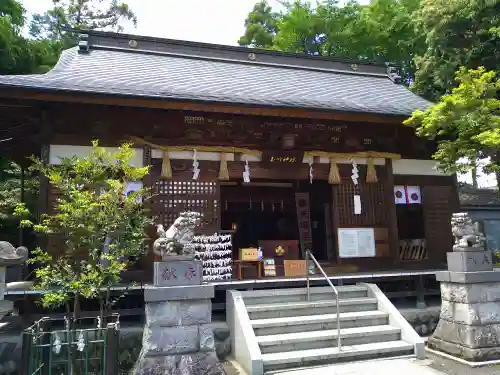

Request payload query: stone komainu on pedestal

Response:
[133,212,227,375]
[153,212,202,259]
[428,212,500,362]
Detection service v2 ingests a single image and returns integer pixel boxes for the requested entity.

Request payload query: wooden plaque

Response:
[240,248,259,261]
[261,150,304,164]
[284,260,307,277]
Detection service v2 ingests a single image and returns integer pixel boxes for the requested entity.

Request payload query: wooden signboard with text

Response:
[240,248,259,261]
[284,260,308,277]
[261,150,304,164]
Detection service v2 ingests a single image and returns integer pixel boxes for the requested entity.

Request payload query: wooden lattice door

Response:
[151,179,221,234]
[332,183,387,227]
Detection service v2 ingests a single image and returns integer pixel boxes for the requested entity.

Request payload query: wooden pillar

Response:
[37,110,51,252]
[141,144,154,282]
[384,159,399,264]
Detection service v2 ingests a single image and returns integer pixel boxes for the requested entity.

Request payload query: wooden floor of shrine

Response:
[4,268,440,295]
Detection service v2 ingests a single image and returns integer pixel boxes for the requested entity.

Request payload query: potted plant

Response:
[14,141,153,375]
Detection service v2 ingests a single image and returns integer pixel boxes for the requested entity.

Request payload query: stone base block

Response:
[440,300,500,325]
[440,282,500,303]
[436,270,500,284]
[145,284,214,302]
[146,299,212,327]
[154,260,203,286]
[427,336,500,362]
[447,251,492,272]
[134,351,227,375]
[433,319,500,348]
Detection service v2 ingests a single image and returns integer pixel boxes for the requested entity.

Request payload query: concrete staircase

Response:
[227,283,424,374]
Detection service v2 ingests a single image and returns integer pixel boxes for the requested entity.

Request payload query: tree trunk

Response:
[471,153,478,188]
[493,152,500,193]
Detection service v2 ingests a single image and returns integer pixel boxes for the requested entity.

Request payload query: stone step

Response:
[246,297,378,319]
[257,325,401,354]
[242,285,368,306]
[252,310,388,336]
[262,340,414,372]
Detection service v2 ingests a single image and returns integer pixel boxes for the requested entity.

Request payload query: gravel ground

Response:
[222,360,244,375]
[222,354,500,375]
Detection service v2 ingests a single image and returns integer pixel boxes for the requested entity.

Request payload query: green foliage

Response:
[238,0,279,48]
[0,159,38,222]
[404,67,500,185]
[14,141,153,313]
[0,0,60,74]
[30,0,137,48]
[411,0,500,101]
[239,0,425,81]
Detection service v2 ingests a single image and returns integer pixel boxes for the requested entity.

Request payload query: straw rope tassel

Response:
[161,151,172,179]
[328,158,341,184]
[218,153,229,181]
[366,157,378,183]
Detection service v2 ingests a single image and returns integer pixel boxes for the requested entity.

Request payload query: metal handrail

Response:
[305,249,341,351]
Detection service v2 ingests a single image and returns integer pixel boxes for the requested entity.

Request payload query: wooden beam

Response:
[0,88,406,124]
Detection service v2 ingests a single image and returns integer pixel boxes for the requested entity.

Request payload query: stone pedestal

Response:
[133,258,227,375]
[428,248,500,362]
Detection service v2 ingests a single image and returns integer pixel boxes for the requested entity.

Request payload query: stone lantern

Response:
[0,242,28,322]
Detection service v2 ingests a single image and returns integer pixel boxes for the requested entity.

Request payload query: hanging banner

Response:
[406,186,422,204]
[295,192,313,257]
[394,185,422,204]
[394,185,407,204]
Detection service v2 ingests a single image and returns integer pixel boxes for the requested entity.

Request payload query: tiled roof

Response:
[0,31,432,116]
[459,185,500,207]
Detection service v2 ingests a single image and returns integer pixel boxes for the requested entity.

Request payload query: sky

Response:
[18,0,498,188]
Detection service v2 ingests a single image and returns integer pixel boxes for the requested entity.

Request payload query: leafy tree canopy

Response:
[14,142,153,313]
[239,0,425,81]
[404,67,500,189]
[411,0,500,101]
[30,0,137,48]
[0,0,60,75]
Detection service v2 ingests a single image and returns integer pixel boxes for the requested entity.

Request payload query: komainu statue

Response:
[0,242,28,265]
[451,212,486,251]
[153,212,202,259]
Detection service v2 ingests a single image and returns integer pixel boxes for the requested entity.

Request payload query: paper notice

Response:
[354,194,361,214]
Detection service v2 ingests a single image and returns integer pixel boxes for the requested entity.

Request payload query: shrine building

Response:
[0,30,459,284]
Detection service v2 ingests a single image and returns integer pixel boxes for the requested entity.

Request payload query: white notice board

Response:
[338,228,376,258]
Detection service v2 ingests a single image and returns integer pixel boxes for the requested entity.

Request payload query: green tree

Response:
[411,0,500,101]
[404,67,500,189]
[238,0,279,48]
[0,0,59,75]
[14,141,153,316]
[239,0,424,82]
[30,0,137,48]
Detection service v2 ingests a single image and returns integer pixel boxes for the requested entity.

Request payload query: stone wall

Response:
[0,303,438,374]
[399,304,440,337]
